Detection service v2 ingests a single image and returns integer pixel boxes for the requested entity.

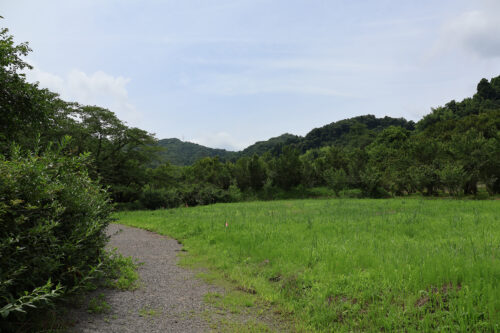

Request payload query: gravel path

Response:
[68,224,231,332]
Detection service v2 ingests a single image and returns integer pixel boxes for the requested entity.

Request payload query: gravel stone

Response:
[67,223,227,332]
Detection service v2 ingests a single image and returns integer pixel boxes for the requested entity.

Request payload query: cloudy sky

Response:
[3,0,500,150]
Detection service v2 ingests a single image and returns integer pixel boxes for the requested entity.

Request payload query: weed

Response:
[138,306,160,317]
[87,294,110,314]
[102,249,141,290]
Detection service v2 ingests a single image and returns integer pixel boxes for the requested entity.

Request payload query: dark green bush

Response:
[0,146,112,324]
[194,183,229,205]
[175,183,230,207]
[139,185,169,209]
[139,185,183,209]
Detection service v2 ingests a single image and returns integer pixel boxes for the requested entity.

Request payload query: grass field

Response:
[115,198,500,332]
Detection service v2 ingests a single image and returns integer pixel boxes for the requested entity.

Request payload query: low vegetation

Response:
[138,306,160,318]
[87,294,111,314]
[102,250,141,291]
[117,199,500,331]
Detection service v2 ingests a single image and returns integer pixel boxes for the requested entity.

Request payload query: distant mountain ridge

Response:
[300,115,415,151]
[156,138,236,166]
[156,115,416,165]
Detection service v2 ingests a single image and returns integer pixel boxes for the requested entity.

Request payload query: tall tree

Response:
[0,27,67,154]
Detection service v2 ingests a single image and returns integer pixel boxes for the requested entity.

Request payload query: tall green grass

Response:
[116,199,500,331]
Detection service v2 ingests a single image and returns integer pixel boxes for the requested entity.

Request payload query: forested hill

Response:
[239,133,302,156]
[157,116,415,165]
[157,76,499,166]
[157,138,236,166]
[300,115,415,151]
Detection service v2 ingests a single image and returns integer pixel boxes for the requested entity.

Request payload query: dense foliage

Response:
[137,76,499,209]
[147,95,497,209]
[0,146,112,326]
[300,114,415,151]
[148,76,498,208]
[239,133,301,156]
[156,120,413,166]
[0,26,118,326]
[0,27,158,203]
[157,138,236,166]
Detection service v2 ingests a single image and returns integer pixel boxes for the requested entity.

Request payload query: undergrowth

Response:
[3,249,140,332]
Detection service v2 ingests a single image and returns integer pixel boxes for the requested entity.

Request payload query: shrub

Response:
[438,163,465,196]
[0,146,112,325]
[323,168,348,196]
[139,185,168,210]
[177,183,230,207]
[227,184,243,202]
[259,178,278,200]
[359,166,390,198]
[194,184,229,205]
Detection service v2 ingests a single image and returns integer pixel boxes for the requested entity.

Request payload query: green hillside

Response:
[157,116,416,165]
[239,133,302,156]
[300,115,415,151]
[156,138,237,166]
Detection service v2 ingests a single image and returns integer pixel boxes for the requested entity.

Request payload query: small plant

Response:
[138,306,160,317]
[102,249,141,291]
[87,294,110,314]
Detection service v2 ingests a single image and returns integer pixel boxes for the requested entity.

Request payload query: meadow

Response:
[116,198,500,331]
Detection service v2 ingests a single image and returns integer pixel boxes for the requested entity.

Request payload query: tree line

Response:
[139,79,499,209]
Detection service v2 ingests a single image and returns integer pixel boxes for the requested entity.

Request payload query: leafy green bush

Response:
[0,145,112,325]
[139,185,169,209]
[438,163,466,196]
[227,184,243,202]
[114,200,145,211]
[359,166,390,198]
[139,185,183,209]
[323,168,348,196]
[178,183,230,207]
[194,183,229,205]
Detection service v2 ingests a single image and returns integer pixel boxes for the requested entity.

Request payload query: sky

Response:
[3,0,500,150]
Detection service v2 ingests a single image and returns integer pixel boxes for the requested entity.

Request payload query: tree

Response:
[55,105,159,202]
[187,157,231,190]
[248,154,267,190]
[366,126,412,195]
[323,168,348,196]
[438,163,465,196]
[232,157,251,190]
[477,78,496,100]
[271,146,302,190]
[0,27,67,154]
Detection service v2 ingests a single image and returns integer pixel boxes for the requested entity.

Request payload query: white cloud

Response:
[434,1,500,58]
[26,65,142,125]
[191,132,247,151]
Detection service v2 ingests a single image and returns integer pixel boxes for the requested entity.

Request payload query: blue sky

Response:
[3,0,500,150]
